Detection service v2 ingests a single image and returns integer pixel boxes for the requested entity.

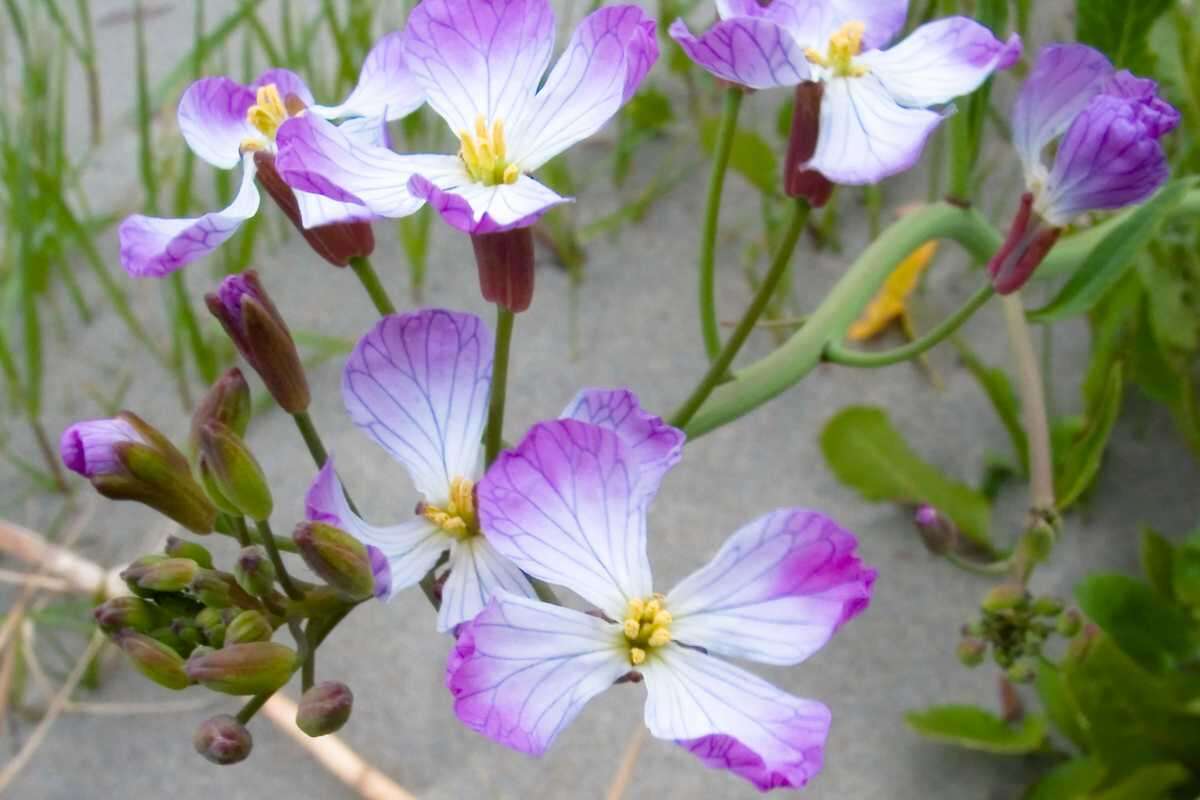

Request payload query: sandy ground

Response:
[4,2,1199,799]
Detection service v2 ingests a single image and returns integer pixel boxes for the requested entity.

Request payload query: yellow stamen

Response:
[421,476,478,538]
[647,628,672,648]
[805,21,869,77]
[630,647,647,666]
[623,620,641,640]
[458,114,519,186]
[621,593,673,666]
[239,137,267,154]
[247,84,290,139]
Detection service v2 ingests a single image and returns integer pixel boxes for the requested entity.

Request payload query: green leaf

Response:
[956,343,1029,474]
[1140,528,1177,601]
[820,407,992,546]
[1029,181,1194,322]
[1074,574,1196,672]
[1036,660,1089,750]
[905,705,1047,754]
[1172,540,1200,608]
[699,119,779,197]
[1076,0,1174,71]
[1090,763,1190,800]
[1025,758,1105,800]
[1055,363,1124,510]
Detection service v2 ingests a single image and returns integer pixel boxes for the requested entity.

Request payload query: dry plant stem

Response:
[0,519,123,598]
[1001,293,1056,515]
[604,725,648,800]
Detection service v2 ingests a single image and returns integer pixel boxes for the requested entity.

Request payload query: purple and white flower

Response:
[305,308,684,631]
[446,419,876,791]
[670,0,1021,184]
[274,0,658,235]
[61,418,146,478]
[988,43,1180,293]
[118,32,422,278]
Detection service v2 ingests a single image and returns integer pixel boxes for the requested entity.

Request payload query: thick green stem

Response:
[484,307,515,466]
[349,255,397,316]
[698,89,744,362]
[824,285,995,368]
[254,519,304,602]
[292,410,329,467]
[229,515,252,547]
[671,198,810,430]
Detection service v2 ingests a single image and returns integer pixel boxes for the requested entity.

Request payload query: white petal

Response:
[177,77,258,170]
[438,537,536,632]
[310,31,425,121]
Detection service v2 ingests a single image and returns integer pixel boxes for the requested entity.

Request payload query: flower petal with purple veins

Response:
[477,420,652,618]
[305,459,446,599]
[310,31,425,121]
[1103,71,1181,138]
[667,509,876,665]
[60,418,144,478]
[290,117,387,228]
[447,593,627,756]
[438,537,536,632]
[668,17,810,91]
[403,0,556,134]
[118,157,261,278]
[804,74,942,184]
[713,0,827,45]
[857,18,1022,108]
[177,77,258,170]
[1012,44,1114,174]
[250,67,315,107]
[641,646,830,790]
[827,0,909,50]
[560,389,684,507]
[510,6,658,170]
[342,309,492,503]
[407,173,569,234]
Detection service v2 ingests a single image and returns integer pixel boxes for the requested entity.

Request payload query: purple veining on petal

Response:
[214,272,259,329]
[60,418,145,478]
[407,174,568,234]
[445,613,480,689]
[829,0,908,50]
[668,17,810,91]
[366,545,392,600]
[438,537,536,632]
[681,733,825,791]
[1103,71,1181,138]
[177,77,258,170]
[250,67,316,107]
[311,31,425,121]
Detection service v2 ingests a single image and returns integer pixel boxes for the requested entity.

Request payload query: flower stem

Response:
[823,284,995,368]
[229,514,251,547]
[291,410,329,467]
[1001,293,1055,514]
[484,306,515,466]
[348,255,397,317]
[254,518,304,602]
[671,198,810,430]
[698,88,744,362]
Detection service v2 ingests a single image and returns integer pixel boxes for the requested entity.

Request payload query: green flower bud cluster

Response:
[957,584,1081,683]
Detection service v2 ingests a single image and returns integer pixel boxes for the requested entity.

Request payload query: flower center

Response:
[621,594,672,666]
[805,21,869,77]
[459,115,519,187]
[247,84,290,139]
[420,476,478,539]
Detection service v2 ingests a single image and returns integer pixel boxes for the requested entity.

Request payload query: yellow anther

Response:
[622,594,673,666]
[627,598,645,619]
[652,610,673,627]
[247,84,290,139]
[805,21,869,77]
[643,598,662,621]
[421,477,478,538]
[629,647,647,666]
[623,619,641,640]
[647,628,672,648]
[458,114,519,186]
[239,137,267,154]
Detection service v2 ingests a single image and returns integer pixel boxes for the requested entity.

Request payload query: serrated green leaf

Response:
[1025,758,1105,800]
[1055,363,1124,510]
[699,118,779,197]
[1074,574,1197,673]
[1089,762,1190,800]
[1140,528,1177,601]
[820,407,992,546]
[905,705,1047,754]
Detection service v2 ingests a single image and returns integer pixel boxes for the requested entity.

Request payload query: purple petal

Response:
[1012,44,1114,174]
[805,74,942,184]
[560,388,684,507]
[828,0,908,50]
[714,0,905,51]
[177,77,258,169]
[305,458,446,600]
[667,509,876,665]
[407,173,569,234]
[1103,71,1181,138]
[446,593,627,755]
[119,158,261,278]
[510,6,658,170]
[274,115,428,219]
[641,646,830,790]
[60,418,144,478]
[311,31,425,121]
[477,419,652,619]
[438,537,536,631]
[403,0,556,134]
[342,310,492,503]
[291,115,382,228]
[668,17,810,90]
[859,18,1022,108]
[250,68,315,107]
[1040,94,1171,225]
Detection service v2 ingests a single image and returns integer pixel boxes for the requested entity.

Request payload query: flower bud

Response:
[205,271,310,413]
[293,521,374,600]
[61,412,217,534]
[164,536,214,570]
[1056,609,1083,638]
[783,82,833,207]
[913,505,957,555]
[1032,596,1064,618]
[93,597,158,633]
[470,228,536,313]
[1006,658,1037,684]
[114,630,191,690]
[185,641,297,695]
[196,607,229,648]
[197,422,273,521]
[296,681,354,737]
[982,584,1026,613]
[187,569,241,609]
[225,610,274,644]
[1019,520,1056,565]
[135,558,199,593]
[189,368,251,460]
[121,554,169,596]
[956,638,987,668]
[194,714,253,765]
[1066,624,1099,662]
[234,546,277,597]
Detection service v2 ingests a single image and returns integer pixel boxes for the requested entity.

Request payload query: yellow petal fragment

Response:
[848,240,940,342]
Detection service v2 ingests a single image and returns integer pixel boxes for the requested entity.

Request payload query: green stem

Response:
[292,410,329,467]
[254,519,304,602]
[349,255,397,316]
[823,285,995,368]
[944,552,1013,576]
[671,198,810,430]
[698,88,744,362]
[485,307,515,466]
[229,514,251,547]
[1002,293,1055,516]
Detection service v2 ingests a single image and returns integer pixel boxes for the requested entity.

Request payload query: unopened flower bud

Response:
[913,505,957,555]
[121,554,168,596]
[1057,609,1083,638]
[165,536,214,570]
[197,422,273,521]
[61,413,217,534]
[135,558,199,592]
[957,638,987,668]
[470,228,536,313]
[982,584,1026,613]
[205,271,309,413]
[1032,597,1064,617]
[189,368,251,460]
[1066,623,1099,662]
[225,610,274,644]
[114,630,191,690]
[188,569,234,609]
[293,521,374,600]
[194,714,253,765]
[296,681,354,737]
[783,82,833,207]
[186,641,297,695]
[195,607,229,648]
[234,546,277,597]
[1006,658,1038,684]
[1019,520,1056,565]
[93,597,158,633]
